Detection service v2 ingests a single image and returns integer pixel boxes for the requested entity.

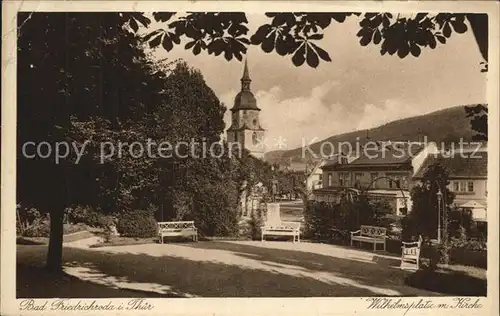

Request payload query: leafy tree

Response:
[402,163,455,242]
[17,12,168,271]
[465,104,488,141]
[136,12,487,67]
[134,12,488,139]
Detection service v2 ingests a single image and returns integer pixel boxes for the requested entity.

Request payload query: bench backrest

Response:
[158,221,196,231]
[402,236,423,260]
[264,221,300,231]
[402,245,420,258]
[360,225,386,237]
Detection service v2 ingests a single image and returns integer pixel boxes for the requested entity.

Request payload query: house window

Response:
[401,176,408,189]
[319,174,323,181]
[394,176,401,188]
[460,181,467,192]
[234,132,238,142]
[354,173,363,188]
[328,173,332,187]
[467,181,474,192]
[370,173,378,189]
[453,181,472,193]
[342,173,351,187]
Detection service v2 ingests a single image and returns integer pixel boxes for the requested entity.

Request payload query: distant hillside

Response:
[264,105,482,165]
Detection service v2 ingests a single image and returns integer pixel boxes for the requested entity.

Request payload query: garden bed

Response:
[17,230,95,245]
[89,236,156,248]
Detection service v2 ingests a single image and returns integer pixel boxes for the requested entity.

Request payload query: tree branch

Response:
[466,14,488,62]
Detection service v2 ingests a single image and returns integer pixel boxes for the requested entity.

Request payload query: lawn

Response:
[17,240,447,298]
[405,264,487,296]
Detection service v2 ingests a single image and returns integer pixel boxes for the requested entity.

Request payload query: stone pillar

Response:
[266,202,281,225]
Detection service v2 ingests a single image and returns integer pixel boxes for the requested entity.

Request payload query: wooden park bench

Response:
[400,235,423,271]
[350,225,387,251]
[261,221,301,243]
[157,221,198,243]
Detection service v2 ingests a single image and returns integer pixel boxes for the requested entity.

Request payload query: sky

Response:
[146,14,487,150]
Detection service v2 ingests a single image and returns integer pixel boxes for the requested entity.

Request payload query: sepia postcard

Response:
[1,1,499,315]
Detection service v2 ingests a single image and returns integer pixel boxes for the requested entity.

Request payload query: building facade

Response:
[413,147,488,222]
[313,142,439,216]
[226,60,266,159]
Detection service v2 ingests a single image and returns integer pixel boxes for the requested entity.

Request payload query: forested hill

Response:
[264,105,483,164]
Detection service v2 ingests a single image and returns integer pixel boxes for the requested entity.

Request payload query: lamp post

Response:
[436,188,443,244]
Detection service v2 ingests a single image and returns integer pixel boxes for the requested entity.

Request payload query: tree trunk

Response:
[47,208,64,273]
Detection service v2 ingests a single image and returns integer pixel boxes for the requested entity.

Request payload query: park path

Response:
[18,238,440,298]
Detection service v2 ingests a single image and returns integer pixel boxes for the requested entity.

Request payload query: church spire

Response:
[241,58,251,91]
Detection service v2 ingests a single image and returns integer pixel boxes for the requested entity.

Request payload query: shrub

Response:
[303,201,336,242]
[304,196,395,244]
[23,219,51,237]
[16,204,43,234]
[248,208,265,240]
[66,205,110,228]
[116,209,157,238]
[63,223,88,235]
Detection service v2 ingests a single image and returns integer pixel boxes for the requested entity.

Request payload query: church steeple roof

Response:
[231,58,260,112]
[241,59,251,85]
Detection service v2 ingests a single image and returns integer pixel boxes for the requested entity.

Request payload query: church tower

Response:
[226,59,266,159]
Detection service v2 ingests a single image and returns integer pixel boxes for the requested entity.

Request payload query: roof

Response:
[327,142,425,170]
[413,152,488,179]
[321,154,349,168]
[288,162,308,172]
[231,59,261,112]
[313,187,408,197]
[459,200,486,209]
[232,90,260,111]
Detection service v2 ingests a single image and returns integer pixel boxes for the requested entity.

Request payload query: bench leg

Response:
[373,242,376,251]
[261,233,264,242]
